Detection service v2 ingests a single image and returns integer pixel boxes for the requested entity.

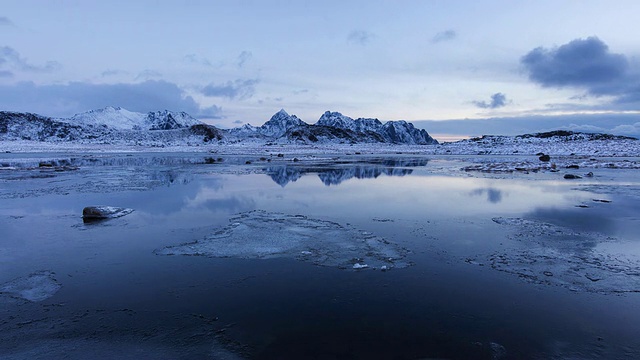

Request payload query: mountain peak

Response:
[260,109,306,137]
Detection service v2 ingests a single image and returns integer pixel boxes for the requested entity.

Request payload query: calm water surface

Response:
[1,153,639,359]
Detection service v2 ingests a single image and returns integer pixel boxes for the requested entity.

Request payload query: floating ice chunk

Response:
[0,270,62,302]
[82,206,134,222]
[480,217,640,293]
[157,210,410,270]
[353,263,368,269]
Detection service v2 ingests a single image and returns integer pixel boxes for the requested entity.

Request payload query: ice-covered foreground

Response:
[467,217,640,294]
[157,210,410,270]
[0,271,61,302]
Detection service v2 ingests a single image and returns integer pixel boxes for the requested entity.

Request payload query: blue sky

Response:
[1,1,639,138]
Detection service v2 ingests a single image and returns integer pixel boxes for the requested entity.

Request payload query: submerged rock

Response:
[82,206,134,222]
[156,210,410,270]
[0,270,61,302]
[564,174,582,179]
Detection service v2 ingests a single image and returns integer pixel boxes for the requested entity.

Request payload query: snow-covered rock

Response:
[0,111,88,141]
[82,206,134,222]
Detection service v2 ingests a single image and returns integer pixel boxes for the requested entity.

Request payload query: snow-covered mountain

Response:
[316,111,438,145]
[1,107,437,147]
[66,106,201,130]
[317,111,383,133]
[259,109,306,137]
[228,109,306,139]
[0,107,220,146]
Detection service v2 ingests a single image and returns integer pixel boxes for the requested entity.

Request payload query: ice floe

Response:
[467,217,640,293]
[156,210,410,270]
[0,271,62,302]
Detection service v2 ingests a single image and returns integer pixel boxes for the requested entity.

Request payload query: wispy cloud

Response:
[0,16,13,26]
[101,69,128,77]
[0,46,61,72]
[0,70,13,78]
[473,92,509,109]
[184,54,214,67]
[431,29,457,43]
[200,79,259,100]
[347,30,375,45]
[237,51,252,68]
[135,69,163,81]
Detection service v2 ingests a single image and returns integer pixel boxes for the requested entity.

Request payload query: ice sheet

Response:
[0,270,62,302]
[156,210,410,270]
[467,217,640,293]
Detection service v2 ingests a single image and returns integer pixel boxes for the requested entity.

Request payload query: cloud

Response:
[200,79,258,100]
[232,120,243,124]
[135,69,163,81]
[0,16,13,26]
[521,37,628,88]
[0,46,61,73]
[0,80,222,119]
[237,51,252,68]
[0,70,13,78]
[473,92,509,109]
[184,53,214,67]
[347,30,375,45]
[432,30,457,43]
[101,69,128,77]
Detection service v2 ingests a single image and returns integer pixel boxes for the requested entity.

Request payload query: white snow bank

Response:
[156,210,410,270]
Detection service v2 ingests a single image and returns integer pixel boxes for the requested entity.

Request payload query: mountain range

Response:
[0,107,438,146]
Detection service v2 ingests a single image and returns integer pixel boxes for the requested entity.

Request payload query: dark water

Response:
[1,153,639,359]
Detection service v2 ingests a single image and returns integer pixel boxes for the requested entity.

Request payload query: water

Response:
[1,153,639,359]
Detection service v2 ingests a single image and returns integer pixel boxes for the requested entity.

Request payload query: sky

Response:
[1,0,640,138]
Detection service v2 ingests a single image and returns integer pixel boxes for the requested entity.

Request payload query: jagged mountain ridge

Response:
[231,109,438,145]
[0,107,438,146]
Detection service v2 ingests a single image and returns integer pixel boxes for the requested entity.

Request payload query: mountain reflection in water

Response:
[264,158,430,186]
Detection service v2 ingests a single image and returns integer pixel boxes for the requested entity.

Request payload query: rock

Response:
[82,206,134,222]
[539,154,551,162]
[566,164,580,169]
[564,174,582,179]
[585,172,594,177]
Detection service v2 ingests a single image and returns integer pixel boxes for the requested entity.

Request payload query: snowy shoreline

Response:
[2,136,640,157]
